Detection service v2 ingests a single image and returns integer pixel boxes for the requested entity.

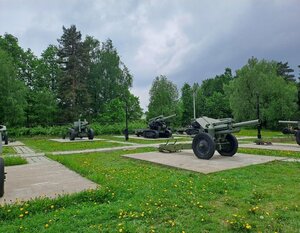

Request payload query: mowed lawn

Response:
[19,137,134,153]
[1,146,27,166]
[0,148,299,232]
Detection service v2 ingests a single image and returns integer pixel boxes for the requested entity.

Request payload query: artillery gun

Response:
[64,119,94,141]
[278,120,300,145]
[159,116,259,160]
[0,125,8,145]
[136,114,176,138]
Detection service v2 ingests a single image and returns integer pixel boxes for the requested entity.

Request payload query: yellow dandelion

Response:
[25,211,29,215]
[19,214,24,218]
[20,208,24,211]
[50,205,54,209]
[45,224,49,228]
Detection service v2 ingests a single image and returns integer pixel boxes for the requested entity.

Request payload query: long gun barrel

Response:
[278,120,299,124]
[161,114,176,121]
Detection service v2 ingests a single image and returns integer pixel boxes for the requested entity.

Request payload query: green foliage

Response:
[57,25,92,121]
[225,58,298,128]
[0,49,27,126]
[148,75,179,119]
[180,83,193,125]
[276,61,295,82]
[8,121,146,137]
[194,68,233,119]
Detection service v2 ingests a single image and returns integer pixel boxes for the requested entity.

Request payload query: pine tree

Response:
[57,25,91,121]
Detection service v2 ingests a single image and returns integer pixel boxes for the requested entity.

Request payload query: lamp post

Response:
[124,100,129,141]
[256,93,262,140]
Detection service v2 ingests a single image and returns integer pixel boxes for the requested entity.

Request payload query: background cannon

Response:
[278,120,300,145]
[136,114,176,138]
[159,116,259,159]
[64,119,94,141]
[0,125,8,145]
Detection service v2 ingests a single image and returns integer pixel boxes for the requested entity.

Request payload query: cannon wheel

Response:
[296,130,300,145]
[88,129,94,140]
[217,134,238,156]
[0,157,4,197]
[69,129,76,141]
[192,132,216,160]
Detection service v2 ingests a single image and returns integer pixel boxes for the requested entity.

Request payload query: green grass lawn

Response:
[234,129,283,137]
[1,146,27,166]
[1,146,16,155]
[19,137,134,153]
[0,148,299,232]
[2,155,27,166]
[238,148,300,159]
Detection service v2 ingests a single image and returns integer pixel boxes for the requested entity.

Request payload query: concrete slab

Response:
[123,150,287,174]
[3,141,24,147]
[0,161,98,204]
[240,143,300,152]
[50,138,105,143]
[115,135,183,140]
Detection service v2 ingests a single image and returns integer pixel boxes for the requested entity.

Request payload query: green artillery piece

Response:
[159,116,259,160]
[64,119,94,141]
[136,114,176,138]
[0,125,8,145]
[278,120,300,145]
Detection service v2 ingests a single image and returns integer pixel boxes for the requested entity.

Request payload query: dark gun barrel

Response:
[278,120,299,124]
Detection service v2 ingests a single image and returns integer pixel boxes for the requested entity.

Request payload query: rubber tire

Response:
[88,129,94,140]
[217,134,238,156]
[296,130,300,145]
[3,134,8,145]
[192,132,216,160]
[69,129,76,141]
[0,157,4,198]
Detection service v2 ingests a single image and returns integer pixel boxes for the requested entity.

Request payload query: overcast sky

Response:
[0,0,299,110]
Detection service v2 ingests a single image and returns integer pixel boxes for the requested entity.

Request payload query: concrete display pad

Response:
[50,138,105,143]
[123,150,287,174]
[116,135,185,140]
[240,143,300,152]
[0,161,98,204]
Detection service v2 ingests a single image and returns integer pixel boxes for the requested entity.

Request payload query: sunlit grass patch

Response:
[2,155,27,166]
[1,148,299,232]
[19,136,133,153]
[238,148,300,159]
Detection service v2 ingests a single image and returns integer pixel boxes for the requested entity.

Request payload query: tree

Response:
[88,39,133,117]
[148,75,179,119]
[181,83,193,125]
[194,68,233,118]
[0,49,27,126]
[277,61,295,82]
[57,25,91,121]
[225,57,298,128]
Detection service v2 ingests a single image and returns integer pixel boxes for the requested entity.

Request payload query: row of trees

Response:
[0,25,142,127]
[147,58,300,129]
[1,24,299,130]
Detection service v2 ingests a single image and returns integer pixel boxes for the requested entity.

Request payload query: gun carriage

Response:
[0,125,8,145]
[136,114,176,138]
[278,120,300,145]
[64,119,94,140]
[159,116,259,160]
